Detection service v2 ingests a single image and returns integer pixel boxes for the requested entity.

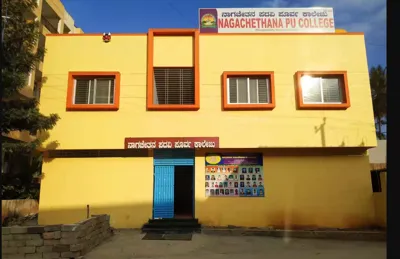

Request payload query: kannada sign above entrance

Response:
[199,7,335,33]
[124,137,219,149]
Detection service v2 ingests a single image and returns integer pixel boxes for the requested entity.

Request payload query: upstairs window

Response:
[74,78,115,105]
[296,71,350,109]
[153,67,195,105]
[222,72,275,110]
[301,76,343,103]
[146,29,199,111]
[228,77,271,104]
[66,72,120,111]
[33,83,41,102]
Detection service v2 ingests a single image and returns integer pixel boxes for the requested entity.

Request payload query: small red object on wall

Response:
[102,32,111,43]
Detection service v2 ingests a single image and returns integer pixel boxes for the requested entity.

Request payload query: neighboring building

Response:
[38,10,378,229]
[24,0,84,100]
[369,140,386,193]
[2,0,83,177]
[369,140,386,170]
[4,0,83,146]
[369,140,386,228]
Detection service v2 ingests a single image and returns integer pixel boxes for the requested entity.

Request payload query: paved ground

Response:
[86,230,386,259]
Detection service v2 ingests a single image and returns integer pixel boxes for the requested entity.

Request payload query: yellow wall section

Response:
[38,157,153,228]
[39,154,375,228]
[153,36,193,66]
[40,34,376,150]
[195,154,374,228]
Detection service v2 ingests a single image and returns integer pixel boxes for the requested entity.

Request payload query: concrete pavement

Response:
[85,230,386,259]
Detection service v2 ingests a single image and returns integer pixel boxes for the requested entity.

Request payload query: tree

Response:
[369,65,387,139]
[1,0,60,199]
[1,152,42,199]
[1,0,59,153]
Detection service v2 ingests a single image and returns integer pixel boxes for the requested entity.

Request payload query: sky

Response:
[62,0,386,68]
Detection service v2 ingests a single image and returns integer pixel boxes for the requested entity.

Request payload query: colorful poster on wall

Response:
[205,154,265,197]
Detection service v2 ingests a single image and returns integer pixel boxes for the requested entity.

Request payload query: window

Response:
[2,152,9,174]
[66,72,120,111]
[153,68,195,105]
[301,76,342,103]
[222,72,275,110]
[27,71,33,86]
[1,152,30,175]
[370,170,382,193]
[296,71,350,109]
[147,29,199,111]
[74,78,115,105]
[228,77,270,104]
[33,82,41,101]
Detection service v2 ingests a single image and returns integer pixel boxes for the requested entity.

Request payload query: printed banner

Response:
[199,7,335,33]
[125,137,219,149]
[205,154,265,197]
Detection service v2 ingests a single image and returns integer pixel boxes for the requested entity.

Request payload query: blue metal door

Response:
[153,165,174,219]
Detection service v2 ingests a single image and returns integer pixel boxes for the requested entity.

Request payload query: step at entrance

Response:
[142,218,201,233]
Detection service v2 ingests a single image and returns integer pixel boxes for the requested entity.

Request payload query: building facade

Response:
[37,28,377,229]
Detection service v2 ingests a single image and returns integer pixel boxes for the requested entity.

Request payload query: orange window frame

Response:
[147,29,200,111]
[222,71,276,110]
[66,72,121,111]
[295,71,350,110]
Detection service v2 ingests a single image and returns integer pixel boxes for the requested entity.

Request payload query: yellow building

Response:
[38,27,378,230]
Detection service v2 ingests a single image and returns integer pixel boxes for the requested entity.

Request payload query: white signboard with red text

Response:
[199,8,335,33]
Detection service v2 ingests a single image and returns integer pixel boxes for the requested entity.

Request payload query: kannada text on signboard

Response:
[125,137,219,149]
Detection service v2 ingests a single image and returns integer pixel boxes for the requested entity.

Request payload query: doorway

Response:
[152,149,195,220]
[174,166,194,218]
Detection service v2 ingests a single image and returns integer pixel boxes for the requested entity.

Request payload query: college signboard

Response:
[125,137,219,149]
[199,7,335,33]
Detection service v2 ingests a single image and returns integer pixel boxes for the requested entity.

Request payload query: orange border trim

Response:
[147,29,200,111]
[66,71,121,111]
[222,71,276,111]
[295,71,350,110]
